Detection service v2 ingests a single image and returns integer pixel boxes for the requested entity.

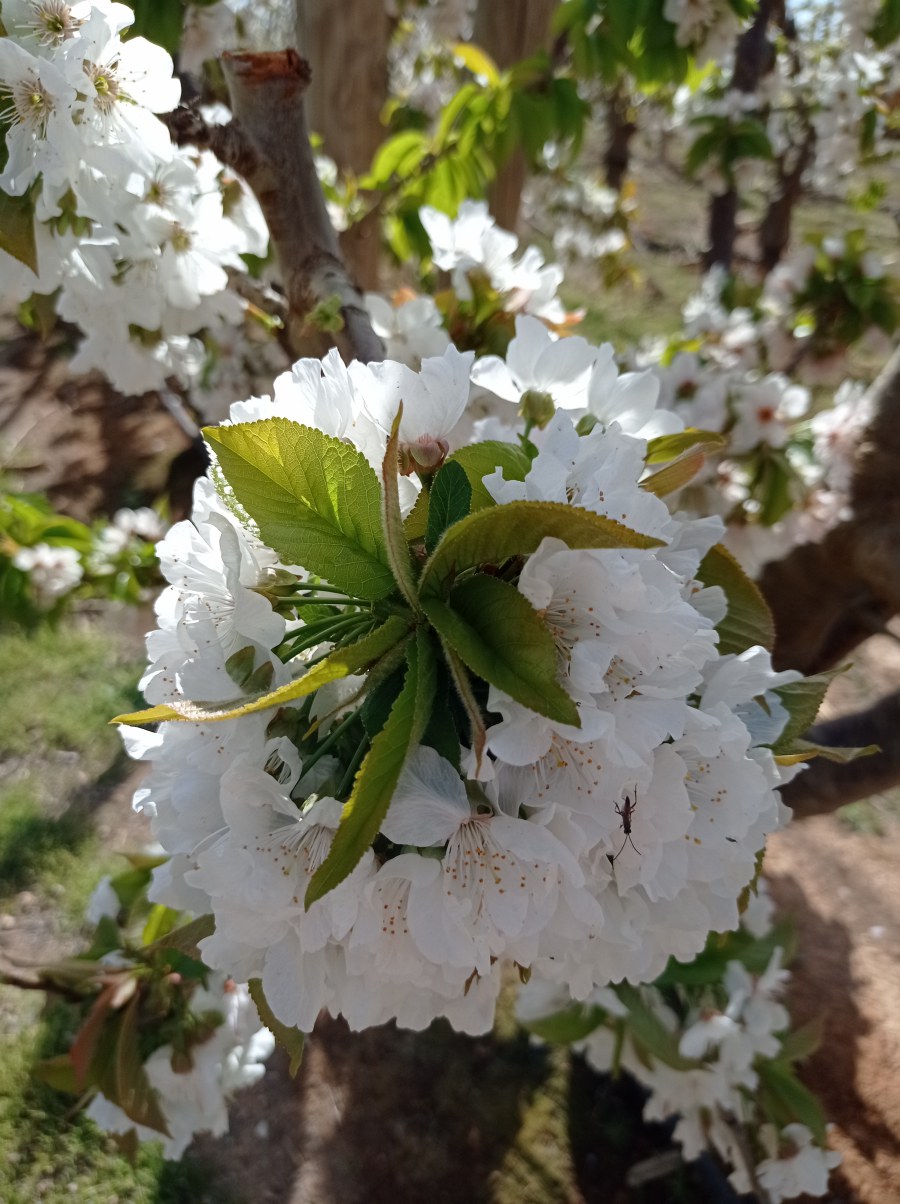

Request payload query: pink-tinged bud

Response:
[398,436,450,476]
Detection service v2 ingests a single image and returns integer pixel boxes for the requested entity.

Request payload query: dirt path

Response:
[767,816,900,1204]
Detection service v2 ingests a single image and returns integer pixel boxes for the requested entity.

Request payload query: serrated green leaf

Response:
[426,461,472,554]
[523,1004,608,1044]
[696,543,775,654]
[306,630,436,906]
[419,500,662,595]
[404,486,430,542]
[770,669,845,752]
[204,419,394,600]
[445,441,531,511]
[421,574,579,726]
[113,615,412,726]
[249,978,305,1076]
[757,1058,828,1143]
[0,190,38,273]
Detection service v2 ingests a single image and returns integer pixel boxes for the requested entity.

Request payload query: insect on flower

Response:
[609,790,641,863]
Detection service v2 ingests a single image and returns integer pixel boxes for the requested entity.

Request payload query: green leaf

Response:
[696,544,775,654]
[445,441,531,511]
[524,1003,608,1045]
[143,913,215,957]
[141,905,179,946]
[364,130,429,188]
[452,41,501,85]
[770,669,844,752]
[421,574,579,726]
[756,1058,828,1143]
[248,978,305,1076]
[33,1055,80,1096]
[778,1017,823,1064]
[419,500,662,595]
[654,921,796,988]
[305,630,436,906]
[774,739,879,766]
[125,0,185,54]
[113,615,412,725]
[381,406,420,608]
[404,486,430,542]
[0,190,38,273]
[616,984,701,1071]
[426,461,472,554]
[645,429,727,465]
[204,419,394,600]
[641,440,722,496]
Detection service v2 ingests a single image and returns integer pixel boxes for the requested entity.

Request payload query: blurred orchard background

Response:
[3,0,900,1201]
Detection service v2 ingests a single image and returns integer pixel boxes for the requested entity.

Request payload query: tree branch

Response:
[761,349,900,814]
[164,51,384,364]
[781,690,900,817]
[760,346,900,674]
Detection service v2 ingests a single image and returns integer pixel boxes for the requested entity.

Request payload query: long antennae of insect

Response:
[610,832,642,863]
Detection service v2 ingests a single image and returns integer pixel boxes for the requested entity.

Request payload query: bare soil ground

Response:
[3,321,900,1202]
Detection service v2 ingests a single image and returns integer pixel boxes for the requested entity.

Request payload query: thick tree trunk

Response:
[472,0,557,232]
[295,0,390,289]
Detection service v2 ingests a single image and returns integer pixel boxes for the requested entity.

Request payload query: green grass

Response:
[0,620,145,915]
[0,615,213,1203]
[0,622,144,770]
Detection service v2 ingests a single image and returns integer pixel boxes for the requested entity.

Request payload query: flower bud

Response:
[518,389,555,428]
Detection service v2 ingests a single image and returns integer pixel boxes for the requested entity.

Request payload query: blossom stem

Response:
[299,709,362,773]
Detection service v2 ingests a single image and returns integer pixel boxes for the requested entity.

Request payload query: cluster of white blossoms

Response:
[85,972,274,1159]
[0,1,268,400]
[518,883,841,1201]
[420,200,567,325]
[122,330,804,1038]
[12,540,83,605]
[662,0,742,64]
[625,257,893,573]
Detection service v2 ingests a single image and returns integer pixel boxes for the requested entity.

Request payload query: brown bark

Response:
[760,348,900,814]
[758,129,815,272]
[604,83,637,192]
[703,0,778,269]
[781,691,900,817]
[295,0,390,289]
[761,345,900,674]
[472,0,557,232]
[165,52,384,364]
